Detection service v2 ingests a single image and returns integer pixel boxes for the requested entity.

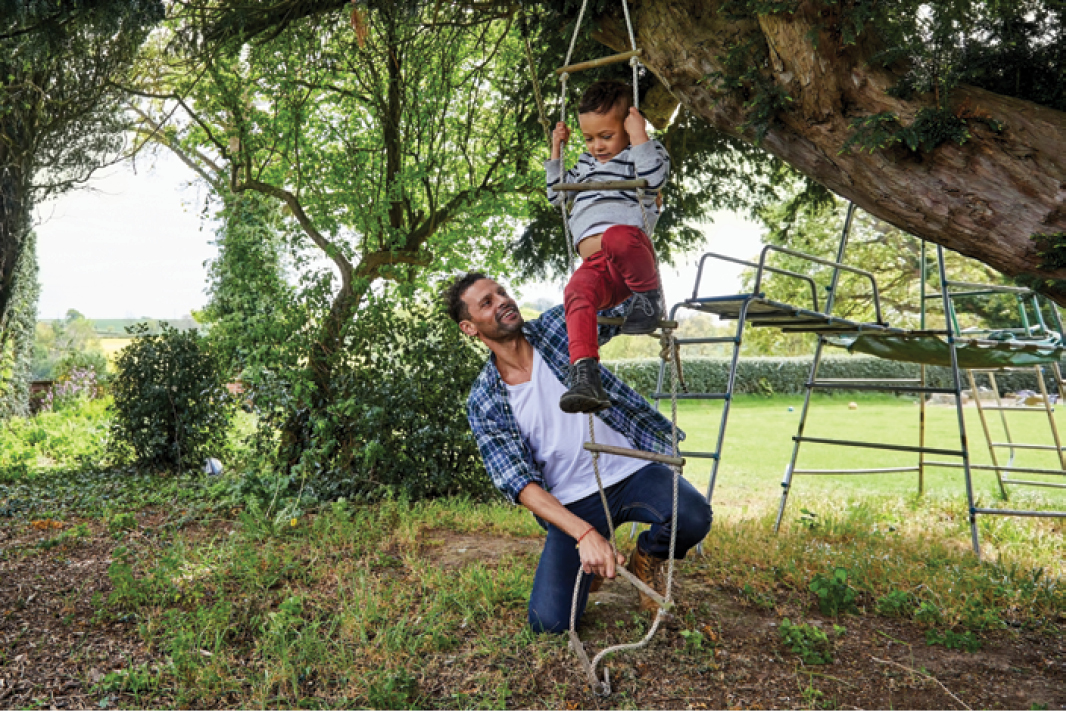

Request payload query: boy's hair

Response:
[578,80,632,119]
[442,271,489,324]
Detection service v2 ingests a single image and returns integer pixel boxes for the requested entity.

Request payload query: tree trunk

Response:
[0,141,31,346]
[598,1,1066,301]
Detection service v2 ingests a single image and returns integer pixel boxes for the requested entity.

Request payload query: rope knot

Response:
[560,71,570,83]
[629,55,640,67]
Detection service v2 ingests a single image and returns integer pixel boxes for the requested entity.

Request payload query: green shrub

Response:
[109,324,234,472]
[809,567,859,617]
[303,297,493,502]
[778,618,833,665]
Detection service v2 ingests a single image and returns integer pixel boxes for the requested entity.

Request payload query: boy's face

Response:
[577,107,628,163]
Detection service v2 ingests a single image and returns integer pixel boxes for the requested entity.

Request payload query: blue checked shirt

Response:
[467,302,684,504]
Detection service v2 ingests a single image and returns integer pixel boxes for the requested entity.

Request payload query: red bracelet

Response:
[575,526,596,547]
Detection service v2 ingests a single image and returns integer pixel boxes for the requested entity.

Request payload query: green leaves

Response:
[108,324,236,472]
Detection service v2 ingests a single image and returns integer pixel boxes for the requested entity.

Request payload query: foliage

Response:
[712,1,1065,152]
[33,309,109,381]
[201,193,299,380]
[0,396,111,480]
[40,366,100,414]
[925,627,984,652]
[0,0,164,336]
[248,296,494,504]
[808,567,859,617]
[109,324,235,472]
[778,618,833,665]
[0,230,38,419]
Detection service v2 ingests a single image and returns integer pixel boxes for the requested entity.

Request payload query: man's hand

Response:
[578,529,627,579]
[551,121,571,160]
[624,107,649,146]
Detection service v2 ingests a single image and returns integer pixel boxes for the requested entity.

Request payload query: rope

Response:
[568,330,681,696]
[519,6,552,145]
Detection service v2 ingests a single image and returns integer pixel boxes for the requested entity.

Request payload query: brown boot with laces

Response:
[626,545,667,614]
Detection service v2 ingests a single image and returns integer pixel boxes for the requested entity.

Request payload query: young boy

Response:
[546,79,670,414]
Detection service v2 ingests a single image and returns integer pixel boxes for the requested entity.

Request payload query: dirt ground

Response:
[2,521,1064,709]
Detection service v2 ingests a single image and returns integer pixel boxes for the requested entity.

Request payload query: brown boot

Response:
[626,545,667,614]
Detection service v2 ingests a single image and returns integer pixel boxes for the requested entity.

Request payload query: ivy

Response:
[842,107,1004,155]
[1030,232,1066,271]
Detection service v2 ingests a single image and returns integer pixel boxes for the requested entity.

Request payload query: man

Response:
[443,272,711,634]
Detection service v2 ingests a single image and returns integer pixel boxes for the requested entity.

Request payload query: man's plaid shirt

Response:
[467,303,684,504]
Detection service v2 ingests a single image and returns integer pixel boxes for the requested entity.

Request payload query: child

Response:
[546,79,670,414]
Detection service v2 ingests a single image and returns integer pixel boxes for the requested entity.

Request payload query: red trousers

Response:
[564,224,660,363]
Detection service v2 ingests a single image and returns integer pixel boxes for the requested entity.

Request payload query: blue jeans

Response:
[527,462,712,634]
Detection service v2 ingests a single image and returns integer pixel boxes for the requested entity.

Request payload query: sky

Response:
[34,151,767,320]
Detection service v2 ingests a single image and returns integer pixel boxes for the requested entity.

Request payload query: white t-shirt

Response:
[505,350,640,504]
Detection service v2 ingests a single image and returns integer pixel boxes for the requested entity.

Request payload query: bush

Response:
[109,324,234,472]
[257,297,493,503]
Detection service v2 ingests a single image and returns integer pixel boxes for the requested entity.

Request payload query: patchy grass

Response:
[62,495,1062,709]
[2,395,1064,708]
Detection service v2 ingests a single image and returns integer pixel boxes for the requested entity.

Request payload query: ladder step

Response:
[597,316,678,330]
[650,392,728,400]
[811,383,957,394]
[583,443,685,468]
[553,179,649,192]
[971,507,1066,518]
[965,463,1066,475]
[615,565,673,610]
[1000,478,1066,490]
[816,378,922,383]
[989,442,1066,451]
[794,436,964,458]
[793,466,921,475]
[678,450,719,460]
[556,48,642,76]
[978,406,1052,412]
[674,336,739,345]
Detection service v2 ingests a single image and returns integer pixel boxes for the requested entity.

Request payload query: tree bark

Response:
[597,0,1066,301]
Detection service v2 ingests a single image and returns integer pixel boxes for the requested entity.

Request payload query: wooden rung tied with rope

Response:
[584,442,685,468]
[553,179,649,192]
[596,315,679,330]
[555,48,642,76]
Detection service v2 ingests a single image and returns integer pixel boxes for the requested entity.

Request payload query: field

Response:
[1,395,1063,709]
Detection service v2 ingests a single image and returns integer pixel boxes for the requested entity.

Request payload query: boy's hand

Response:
[625,107,649,146]
[551,121,570,160]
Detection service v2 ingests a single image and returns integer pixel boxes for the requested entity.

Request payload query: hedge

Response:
[603,355,1063,398]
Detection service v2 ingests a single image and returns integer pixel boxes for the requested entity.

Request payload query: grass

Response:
[86,494,1063,708]
[3,393,1064,708]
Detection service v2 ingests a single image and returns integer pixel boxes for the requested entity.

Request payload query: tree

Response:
[587,0,1066,300]
[186,1,1066,303]
[0,0,164,359]
[134,1,545,465]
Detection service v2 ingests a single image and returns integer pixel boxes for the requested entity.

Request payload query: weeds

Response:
[779,618,833,665]
[809,567,859,616]
[925,628,984,652]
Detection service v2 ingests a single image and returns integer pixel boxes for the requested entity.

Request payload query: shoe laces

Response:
[630,292,657,317]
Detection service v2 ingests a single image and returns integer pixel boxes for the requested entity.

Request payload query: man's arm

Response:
[518,483,625,579]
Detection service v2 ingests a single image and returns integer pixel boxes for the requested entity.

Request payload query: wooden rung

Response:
[616,566,673,610]
[597,316,679,330]
[552,179,648,192]
[556,49,642,76]
[584,442,685,468]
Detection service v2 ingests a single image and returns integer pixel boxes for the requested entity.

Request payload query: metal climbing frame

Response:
[659,202,1066,557]
[919,257,1066,499]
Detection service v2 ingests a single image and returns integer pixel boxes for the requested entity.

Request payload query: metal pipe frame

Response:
[689,252,821,309]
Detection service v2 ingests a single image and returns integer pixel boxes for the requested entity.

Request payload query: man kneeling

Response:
[443,273,711,633]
